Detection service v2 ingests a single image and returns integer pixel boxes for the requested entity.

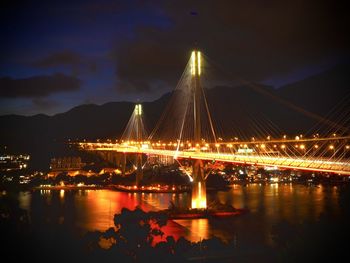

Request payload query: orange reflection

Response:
[174,219,210,242]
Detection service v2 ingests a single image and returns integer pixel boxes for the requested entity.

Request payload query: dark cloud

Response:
[117,79,152,93]
[0,73,81,98]
[33,50,99,75]
[113,0,349,93]
[33,50,82,68]
[32,98,60,110]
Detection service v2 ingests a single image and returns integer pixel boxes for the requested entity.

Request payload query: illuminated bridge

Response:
[80,137,350,176]
[79,50,350,209]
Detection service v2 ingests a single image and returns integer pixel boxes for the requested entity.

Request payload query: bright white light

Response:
[197,51,201,75]
[191,51,196,75]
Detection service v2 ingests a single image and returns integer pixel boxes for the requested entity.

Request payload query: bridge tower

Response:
[135,104,143,186]
[191,50,207,209]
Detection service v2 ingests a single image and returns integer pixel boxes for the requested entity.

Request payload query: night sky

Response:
[1,0,348,116]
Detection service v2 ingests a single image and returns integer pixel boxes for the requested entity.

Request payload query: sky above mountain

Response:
[1,0,349,116]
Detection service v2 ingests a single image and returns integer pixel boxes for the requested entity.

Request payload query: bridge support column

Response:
[191,159,206,209]
[122,153,126,176]
[136,153,143,187]
[190,50,207,209]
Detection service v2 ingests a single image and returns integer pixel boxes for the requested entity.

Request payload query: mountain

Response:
[278,63,350,114]
[0,63,349,169]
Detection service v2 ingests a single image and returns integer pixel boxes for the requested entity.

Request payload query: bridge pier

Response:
[121,153,126,176]
[136,153,143,186]
[191,159,206,209]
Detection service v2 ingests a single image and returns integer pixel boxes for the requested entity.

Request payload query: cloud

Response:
[32,50,99,75]
[116,79,152,93]
[33,50,82,68]
[112,0,349,93]
[0,73,81,98]
[32,98,60,110]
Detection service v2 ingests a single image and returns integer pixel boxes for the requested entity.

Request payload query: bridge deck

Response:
[80,143,350,175]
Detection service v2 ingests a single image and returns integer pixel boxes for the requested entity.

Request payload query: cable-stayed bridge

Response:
[79,50,350,209]
[80,138,350,176]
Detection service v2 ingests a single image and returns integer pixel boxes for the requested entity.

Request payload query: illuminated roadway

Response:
[79,141,350,175]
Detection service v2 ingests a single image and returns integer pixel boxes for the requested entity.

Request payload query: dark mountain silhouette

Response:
[0,63,349,169]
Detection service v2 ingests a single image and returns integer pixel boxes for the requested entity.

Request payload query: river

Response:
[17,183,342,246]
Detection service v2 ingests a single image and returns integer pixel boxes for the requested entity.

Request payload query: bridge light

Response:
[215,143,220,148]
[197,51,201,75]
[227,144,233,148]
[281,144,286,149]
[283,135,287,139]
[260,144,266,149]
[314,145,319,149]
[135,104,142,115]
[300,144,305,150]
[295,136,300,140]
[329,145,334,150]
[346,145,350,150]
[191,51,201,76]
[191,51,196,75]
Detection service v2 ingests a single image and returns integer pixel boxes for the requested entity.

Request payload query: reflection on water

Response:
[59,189,65,200]
[175,219,209,242]
[19,184,341,243]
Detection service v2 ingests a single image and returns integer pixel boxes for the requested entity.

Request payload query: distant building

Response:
[50,157,85,171]
[0,154,30,171]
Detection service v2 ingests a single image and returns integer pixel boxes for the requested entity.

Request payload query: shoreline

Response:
[3,180,348,193]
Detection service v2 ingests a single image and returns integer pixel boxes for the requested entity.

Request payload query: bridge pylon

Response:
[191,50,207,209]
[135,104,143,186]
